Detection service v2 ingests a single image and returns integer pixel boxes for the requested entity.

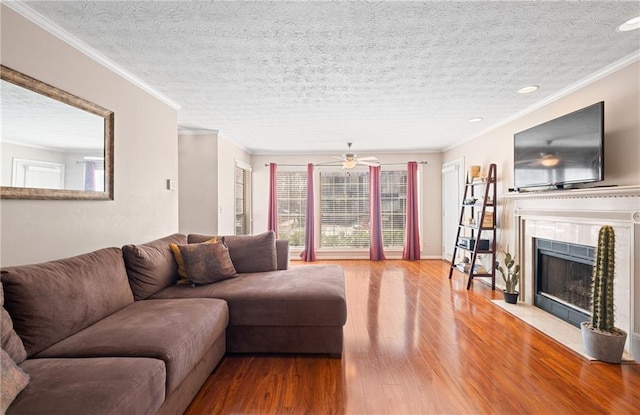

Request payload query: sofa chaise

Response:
[0,231,347,415]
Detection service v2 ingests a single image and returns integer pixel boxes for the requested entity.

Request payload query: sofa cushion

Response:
[0,283,27,364]
[1,248,134,357]
[10,357,165,415]
[152,265,347,327]
[123,233,186,300]
[36,298,228,395]
[0,348,29,414]
[178,240,237,285]
[188,231,277,273]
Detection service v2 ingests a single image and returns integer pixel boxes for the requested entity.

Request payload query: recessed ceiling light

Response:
[468,117,483,123]
[618,16,640,32]
[518,85,539,94]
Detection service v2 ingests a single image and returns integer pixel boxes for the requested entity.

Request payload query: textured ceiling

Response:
[16,1,640,154]
[2,80,104,151]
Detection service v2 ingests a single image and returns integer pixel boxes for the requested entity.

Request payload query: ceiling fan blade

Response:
[357,160,380,167]
[331,156,345,161]
[357,156,378,161]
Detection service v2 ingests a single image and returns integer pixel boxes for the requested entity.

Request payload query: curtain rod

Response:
[263,161,428,167]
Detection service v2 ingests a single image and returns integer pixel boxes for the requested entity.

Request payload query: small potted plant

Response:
[581,225,627,363]
[497,246,520,304]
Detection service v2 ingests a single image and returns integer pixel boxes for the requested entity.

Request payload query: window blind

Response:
[276,171,307,247]
[234,162,252,235]
[320,171,370,248]
[380,170,407,247]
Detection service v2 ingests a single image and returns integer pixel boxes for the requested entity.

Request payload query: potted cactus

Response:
[497,246,520,304]
[580,225,627,363]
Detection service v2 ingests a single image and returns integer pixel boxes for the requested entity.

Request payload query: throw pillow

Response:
[0,282,27,364]
[122,233,186,300]
[0,348,29,413]
[169,237,217,283]
[178,240,237,285]
[188,230,277,273]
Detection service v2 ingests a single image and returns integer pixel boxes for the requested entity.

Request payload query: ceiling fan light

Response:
[540,154,560,167]
[342,159,358,169]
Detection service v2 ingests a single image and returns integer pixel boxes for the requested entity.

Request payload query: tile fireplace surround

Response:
[501,185,640,361]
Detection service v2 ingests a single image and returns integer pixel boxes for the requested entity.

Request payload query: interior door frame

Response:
[441,158,464,260]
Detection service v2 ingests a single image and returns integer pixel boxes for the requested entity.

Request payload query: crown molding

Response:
[3,1,182,110]
[444,50,640,152]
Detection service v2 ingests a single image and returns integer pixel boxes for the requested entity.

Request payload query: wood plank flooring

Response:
[184,260,640,414]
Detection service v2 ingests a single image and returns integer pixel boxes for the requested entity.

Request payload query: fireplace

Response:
[534,238,595,328]
[505,186,639,360]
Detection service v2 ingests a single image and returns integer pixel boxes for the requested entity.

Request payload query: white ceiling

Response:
[2,80,104,151]
[16,1,640,154]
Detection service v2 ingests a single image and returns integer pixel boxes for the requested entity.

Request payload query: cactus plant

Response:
[581,225,627,363]
[497,245,520,294]
[588,225,617,332]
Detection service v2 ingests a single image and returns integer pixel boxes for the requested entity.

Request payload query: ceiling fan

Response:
[332,143,379,169]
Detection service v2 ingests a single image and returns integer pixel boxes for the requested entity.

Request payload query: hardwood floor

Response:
[184,260,640,414]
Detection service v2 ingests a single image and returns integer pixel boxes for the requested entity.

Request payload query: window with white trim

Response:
[380,170,407,247]
[320,171,370,248]
[234,161,252,235]
[276,171,307,247]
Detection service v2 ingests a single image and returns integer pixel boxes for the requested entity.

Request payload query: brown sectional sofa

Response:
[0,232,346,415]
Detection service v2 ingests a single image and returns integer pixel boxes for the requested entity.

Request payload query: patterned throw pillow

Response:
[0,348,29,413]
[177,239,237,285]
[169,237,217,283]
[0,282,27,364]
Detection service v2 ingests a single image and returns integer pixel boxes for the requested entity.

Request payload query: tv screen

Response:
[514,101,604,189]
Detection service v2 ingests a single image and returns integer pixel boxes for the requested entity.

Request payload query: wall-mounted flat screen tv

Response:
[514,101,604,190]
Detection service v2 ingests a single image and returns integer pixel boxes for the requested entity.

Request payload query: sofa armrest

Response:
[276,240,290,270]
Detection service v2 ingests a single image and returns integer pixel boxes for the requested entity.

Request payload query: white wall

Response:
[0,6,179,266]
[177,131,219,234]
[444,61,640,197]
[177,132,251,236]
[251,151,443,259]
[217,135,251,235]
[442,60,640,283]
[1,143,102,190]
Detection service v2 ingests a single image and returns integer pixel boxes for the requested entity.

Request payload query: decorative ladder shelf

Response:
[448,163,497,290]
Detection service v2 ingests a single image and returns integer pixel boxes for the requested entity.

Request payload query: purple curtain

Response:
[300,163,316,261]
[267,163,278,236]
[84,161,96,191]
[369,165,385,260]
[403,161,421,260]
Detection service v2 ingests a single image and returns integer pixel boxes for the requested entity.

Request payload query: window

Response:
[380,170,407,247]
[276,168,411,250]
[276,171,307,247]
[320,171,370,248]
[234,161,252,235]
[83,159,105,192]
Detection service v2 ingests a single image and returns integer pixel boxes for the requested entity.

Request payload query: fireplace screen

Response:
[538,254,591,312]
[535,239,594,327]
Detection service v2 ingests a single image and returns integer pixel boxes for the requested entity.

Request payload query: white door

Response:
[441,159,464,260]
[12,158,65,189]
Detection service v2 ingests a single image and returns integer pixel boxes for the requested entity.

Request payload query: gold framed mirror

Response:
[1,65,114,200]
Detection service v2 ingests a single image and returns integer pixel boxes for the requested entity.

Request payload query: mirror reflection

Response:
[0,65,114,200]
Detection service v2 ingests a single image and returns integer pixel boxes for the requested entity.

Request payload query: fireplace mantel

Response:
[503,186,639,361]
[501,184,640,200]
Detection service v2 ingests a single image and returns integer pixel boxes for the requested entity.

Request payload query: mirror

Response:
[1,65,114,200]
